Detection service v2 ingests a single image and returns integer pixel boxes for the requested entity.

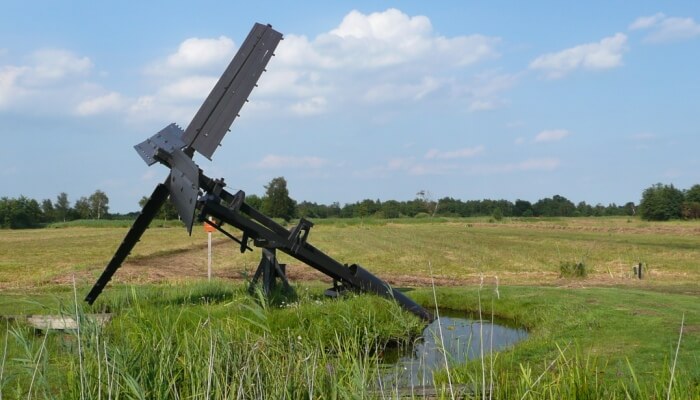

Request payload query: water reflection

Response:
[381,310,527,387]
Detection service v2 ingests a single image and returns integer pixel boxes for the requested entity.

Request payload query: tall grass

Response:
[1,282,698,399]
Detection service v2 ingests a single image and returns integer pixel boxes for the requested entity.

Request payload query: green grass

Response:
[3,216,700,290]
[0,282,698,398]
[1,217,700,397]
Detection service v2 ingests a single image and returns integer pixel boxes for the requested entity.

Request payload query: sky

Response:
[1,1,699,213]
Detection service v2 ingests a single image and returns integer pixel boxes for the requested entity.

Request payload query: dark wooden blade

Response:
[85,183,169,304]
[182,23,283,160]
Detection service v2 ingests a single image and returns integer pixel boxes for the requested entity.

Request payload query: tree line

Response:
[0,190,109,228]
[258,178,699,222]
[2,180,699,229]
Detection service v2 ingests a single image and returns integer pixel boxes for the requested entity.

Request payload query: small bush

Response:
[560,261,588,277]
[493,207,503,221]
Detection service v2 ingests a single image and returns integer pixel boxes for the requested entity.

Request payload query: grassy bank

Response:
[1,217,699,397]
[1,281,698,398]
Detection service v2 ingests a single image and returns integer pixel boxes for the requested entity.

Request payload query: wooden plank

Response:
[24,313,112,331]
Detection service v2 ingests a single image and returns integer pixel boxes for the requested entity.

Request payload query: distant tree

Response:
[623,202,636,216]
[41,199,55,222]
[416,190,438,216]
[639,183,684,221]
[74,197,92,219]
[328,202,341,218]
[533,195,576,217]
[356,199,380,218]
[681,201,700,219]
[55,192,71,222]
[576,201,593,217]
[686,184,700,203]
[296,201,318,218]
[492,207,503,221]
[246,194,263,210]
[139,195,179,220]
[681,184,700,219]
[88,190,109,219]
[0,196,42,228]
[261,177,296,221]
[381,200,401,219]
[400,199,425,217]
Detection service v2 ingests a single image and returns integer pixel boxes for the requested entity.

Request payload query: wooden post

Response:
[638,262,642,279]
[207,231,212,281]
[204,221,216,281]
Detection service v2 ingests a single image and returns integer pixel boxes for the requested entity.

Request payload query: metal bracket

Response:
[288,218,314,254]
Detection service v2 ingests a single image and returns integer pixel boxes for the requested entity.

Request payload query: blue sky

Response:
[1,1,699,213]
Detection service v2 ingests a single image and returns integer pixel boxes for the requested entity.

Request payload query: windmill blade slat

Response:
[183,23,282,159]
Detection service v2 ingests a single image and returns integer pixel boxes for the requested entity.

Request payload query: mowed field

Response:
[1,217,699,398]
[1,216,699,291]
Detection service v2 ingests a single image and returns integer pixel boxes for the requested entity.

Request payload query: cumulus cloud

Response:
[535,129,570,142]
[165,36,236,71]
[457,71,519,112]
[0,48,94,112]
[0,66,27,107]
[123,36,242,122]
[363,76,442,103]
[529,33,627,79]
[158,76,217,100]
[3,9,508,123]
[259,8,502,115]
[629,13,700,43]
[255,154,328,169]
[75,92,125,116]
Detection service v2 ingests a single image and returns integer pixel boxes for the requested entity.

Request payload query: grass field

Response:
[1,217,699,398]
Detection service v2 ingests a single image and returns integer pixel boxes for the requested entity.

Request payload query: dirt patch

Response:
[43,240,700,296]
[682,325,700,334]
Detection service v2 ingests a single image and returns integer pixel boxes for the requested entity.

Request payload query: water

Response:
[381,310,528,387]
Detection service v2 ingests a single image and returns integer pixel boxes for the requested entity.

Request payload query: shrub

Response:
[560,261,587,277]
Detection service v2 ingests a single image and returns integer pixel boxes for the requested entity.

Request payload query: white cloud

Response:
[255,154,328,169]
[529,33,627,79]
[629,13,700,43]
[0,66,27,107]
[425,145,484,160]
[75,92,125,116]
[0,48,94,112]
[535,129,570,142]
[629,13,666,30]
[159,76,217,100]
[165,36,235,70]
[1,9,507,124]
[27,49,92,83]
[363,76,442,103]
[259,8,501,115]
[315,9,499,69]
[126,94,196,125]
[457,71,519,112]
